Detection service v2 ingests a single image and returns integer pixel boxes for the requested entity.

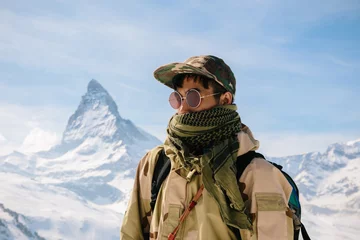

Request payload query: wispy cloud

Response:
[111,81,148,94]
[0,0,359,156]
[328,56,359,68]
[2,2,357,78]
[0,103,71,143]
[0,9,146,75]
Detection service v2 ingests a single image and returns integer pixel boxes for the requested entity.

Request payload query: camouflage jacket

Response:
[120,126,294,240]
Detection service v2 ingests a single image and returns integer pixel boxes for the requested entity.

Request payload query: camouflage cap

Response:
[153,55,236,95]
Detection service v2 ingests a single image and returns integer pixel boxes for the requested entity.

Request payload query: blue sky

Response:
[0,0,359,156]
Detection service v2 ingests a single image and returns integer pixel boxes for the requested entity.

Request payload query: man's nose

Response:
[178,99,191,114]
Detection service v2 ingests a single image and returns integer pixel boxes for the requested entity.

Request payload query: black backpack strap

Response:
[301,223,311,240]
[236,151,265,180]
[150,149,171,211]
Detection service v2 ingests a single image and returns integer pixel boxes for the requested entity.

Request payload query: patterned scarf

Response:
[166,105,241,170]
[164,105,252,230]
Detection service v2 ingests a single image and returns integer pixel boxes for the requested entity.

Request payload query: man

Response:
[120,55,294,240]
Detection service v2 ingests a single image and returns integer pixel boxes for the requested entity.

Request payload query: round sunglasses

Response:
[169,89,221,109]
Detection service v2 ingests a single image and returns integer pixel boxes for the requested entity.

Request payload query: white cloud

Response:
[0,6,328,79]
[328,55,359,68]
[0,133,7,143]
[0,132,18,156]
[0,1,358,158]
[0,0,356,93]
[0,144,18,156]
[0,103,70,144]
[19,128,60,153]
[0,9,151,75]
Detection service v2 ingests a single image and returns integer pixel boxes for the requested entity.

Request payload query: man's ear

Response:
[220,92,233,105]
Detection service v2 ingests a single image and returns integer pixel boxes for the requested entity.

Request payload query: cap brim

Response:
[153,62,215,89]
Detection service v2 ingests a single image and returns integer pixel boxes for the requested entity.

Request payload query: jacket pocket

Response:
[255,192,289,240]
[162,204,182,240]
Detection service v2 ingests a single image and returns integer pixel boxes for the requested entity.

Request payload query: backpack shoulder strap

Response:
[150,149,171,211]
[236,151,265,180]
[301,223,311,240]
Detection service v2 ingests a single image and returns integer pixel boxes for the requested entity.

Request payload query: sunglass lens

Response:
[169,92,181,109]
[186,89,201,108]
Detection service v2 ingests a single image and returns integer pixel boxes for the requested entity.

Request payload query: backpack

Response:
[151,149,311,240]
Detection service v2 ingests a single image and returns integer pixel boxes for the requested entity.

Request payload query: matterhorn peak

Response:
[82,79,117,111]
[60,79,149,147]
[87,79,107,94]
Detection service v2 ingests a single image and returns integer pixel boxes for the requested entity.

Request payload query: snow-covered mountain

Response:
[62,79,155,147]
[0,79,359,240]
[0,202,45,240]
[268,139,360,240]
[269,139,360,202]
[0,79,161,240]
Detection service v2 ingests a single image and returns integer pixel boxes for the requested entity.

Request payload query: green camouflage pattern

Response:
[153,55,236,94]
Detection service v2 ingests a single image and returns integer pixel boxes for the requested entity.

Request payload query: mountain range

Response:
[0,80,359,240]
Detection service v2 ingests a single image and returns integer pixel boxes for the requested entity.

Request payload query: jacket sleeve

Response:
[120,152,153,240]
[239,157,294,240]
